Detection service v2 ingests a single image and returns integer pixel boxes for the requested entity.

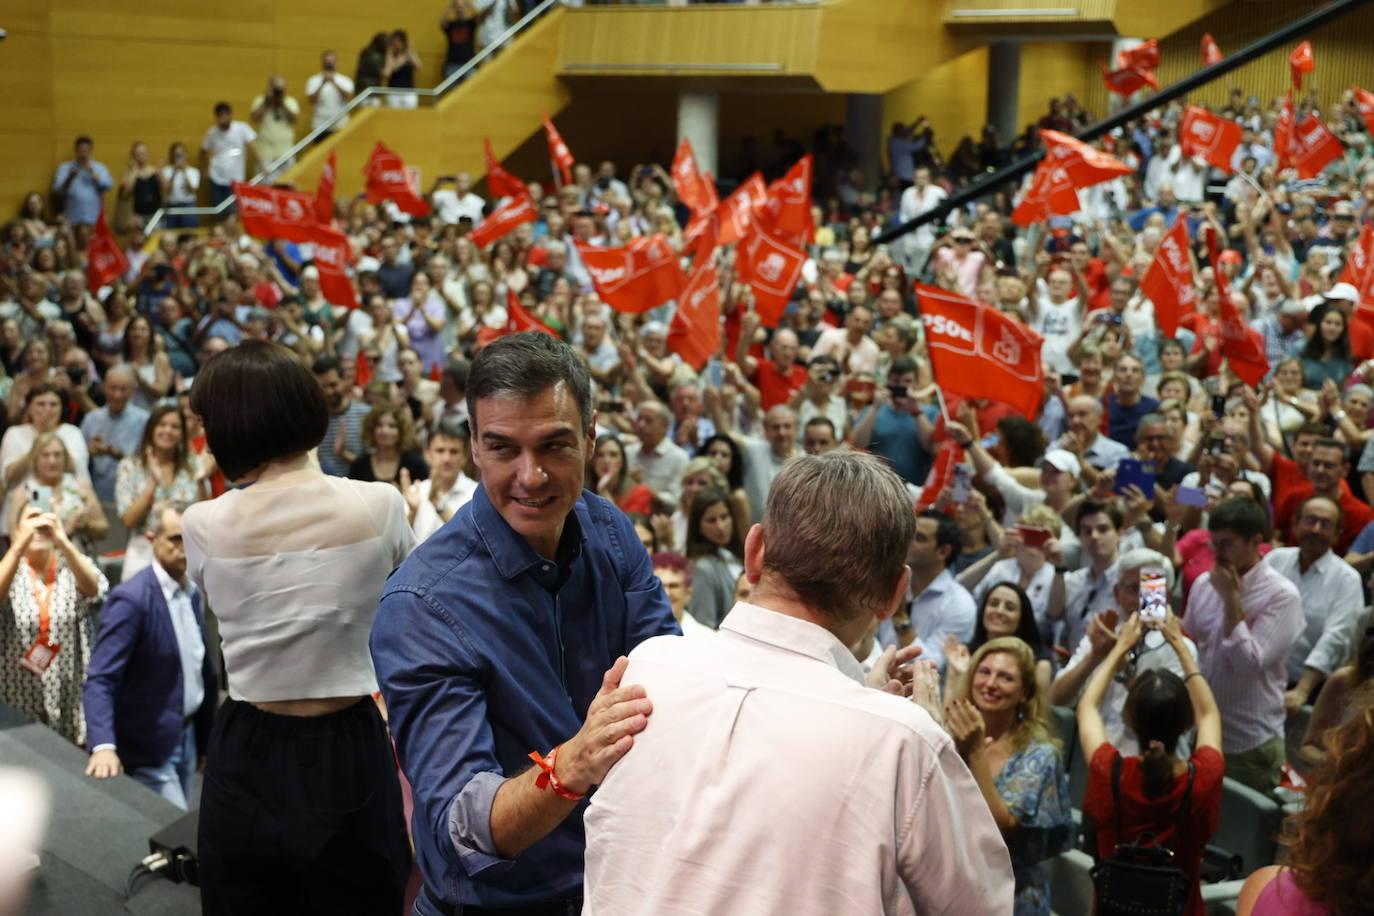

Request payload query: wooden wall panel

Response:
[882,46,991,161]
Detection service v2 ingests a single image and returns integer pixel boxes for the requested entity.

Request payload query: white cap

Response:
[1326,282,1360,304]
[1039,449,1081,478]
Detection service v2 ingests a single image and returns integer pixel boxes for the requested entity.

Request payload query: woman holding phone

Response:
[5,433,107,558]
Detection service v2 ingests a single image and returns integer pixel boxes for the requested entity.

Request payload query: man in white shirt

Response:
[896,166,948,273]
[305,51,355,138]
[889,510,976,674]
[199,102,260,209]
[584,451,1014,915]
[1263,494,1365,713]
[1056,395,1128,482]
[249,76,300,176]
[1056,499,1122,654]
[430,173,487,225]
[1031,267,1081,374]
[407,423,477,544]
[1186,497,1303,793]
[625,401,689,502]
[1051,550,1198,756]
[788,355,848,443]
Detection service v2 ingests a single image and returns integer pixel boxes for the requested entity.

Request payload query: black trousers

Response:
[198,697,411,915]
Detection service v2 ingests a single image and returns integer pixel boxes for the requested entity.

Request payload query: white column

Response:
[677,92,719,176]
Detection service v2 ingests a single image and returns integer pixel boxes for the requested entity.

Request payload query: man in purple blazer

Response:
[83,503,218,810]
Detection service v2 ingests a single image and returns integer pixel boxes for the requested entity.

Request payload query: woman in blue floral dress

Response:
[944,636,1073,915]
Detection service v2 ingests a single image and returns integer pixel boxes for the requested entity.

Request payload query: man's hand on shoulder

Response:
[555,656,652,796]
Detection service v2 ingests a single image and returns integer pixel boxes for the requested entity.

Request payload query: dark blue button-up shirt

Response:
[370,484,677,910]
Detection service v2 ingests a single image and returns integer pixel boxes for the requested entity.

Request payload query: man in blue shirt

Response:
[371,333,678,915]
[51,136,114,226]
[851,356,935,485]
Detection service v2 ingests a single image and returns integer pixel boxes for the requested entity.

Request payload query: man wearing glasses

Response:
[1264,495,1365,716]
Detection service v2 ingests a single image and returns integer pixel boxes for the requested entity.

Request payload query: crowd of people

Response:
[5,25,1374,914]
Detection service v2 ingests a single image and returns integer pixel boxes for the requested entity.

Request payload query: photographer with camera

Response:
[786,354,847,444]
[851,355,935,487]
[248,76,299,177]
[305,51,354,141]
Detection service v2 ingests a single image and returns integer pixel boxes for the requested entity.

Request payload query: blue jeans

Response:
[209,181,235,212]
[129,723,196,810]
[163,212,200,230]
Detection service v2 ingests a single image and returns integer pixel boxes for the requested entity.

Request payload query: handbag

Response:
[1089,753,1195,916]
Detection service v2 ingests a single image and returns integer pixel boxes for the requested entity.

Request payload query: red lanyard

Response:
[27,554,58,645]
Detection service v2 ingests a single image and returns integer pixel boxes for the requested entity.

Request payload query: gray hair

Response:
[466,333,593,434]
[1136,412,1167,434]
[1346,384,1373,402]
[543,239,567,258]
[761,450,914,622]
[146,501,186,538]
[1117,547,1174,589]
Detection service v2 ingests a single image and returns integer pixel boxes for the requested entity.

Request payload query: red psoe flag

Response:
[1201,33,1223,67]
[477,290,558,348]
[306,224,359,310]
[682,209,719,267]
[1099,61,1158,98]
[736,226,805,327]
[1140,217,1195,339]
[916,442,966,513]
[314,151,337,225]
[542,115,575,187]
[717,173,767,245]
[363,143,430,217]
[484,138,527,200]
[1010,158,1081,227]
[1274,93,1297,172]
[1290,41,1314,90]
[667,260,722,371]
[758,155,815,249]
[1292,114,1344,179]
[914,283,1044,418]
[1354,86,1374,136]
[576,235,686,314]
[1041,129,1134,187]
[86,209,129,291]
[1116,39,1159,72]
[1340,224,1374,289]
[234,182,320,242]
[466,193,537,249]
[1179,107,1243,173]
[671,137,710,213]
[1207,241,1268,385]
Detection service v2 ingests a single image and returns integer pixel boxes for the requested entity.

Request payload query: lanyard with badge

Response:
[18,554,60,676]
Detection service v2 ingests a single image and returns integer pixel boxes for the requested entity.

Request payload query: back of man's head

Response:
[761,451,914,622]
[918,509,963,569]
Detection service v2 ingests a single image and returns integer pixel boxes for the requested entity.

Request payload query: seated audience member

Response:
[1236,690,1374,915]
[115,406,199,581]
[1186,497,1303,794]
[347,403,429,488]
[801,416,840,454]
[1297,302,1354,392]
[589,434,653,516]
[649,551,712,637]
[4,433,108,558]
[963,504,1066,633]
[1133,412,1194,489]
[1056,394,1129,482]
[951,489,1001,575]
[724,404,801,525]
[83,503,216,811]
[684,488,744,630]
[851,357,935,487]
[944,637,1073,915]
[788,355,848,442]
[946,581,1054,700]
[405,421,476,545]
[665,378,715,457]
[885,510,976,674]
[1079,608,1224,916]
[1264,495,1364,714]
[584,451,1015,914]
[0,505,107,746]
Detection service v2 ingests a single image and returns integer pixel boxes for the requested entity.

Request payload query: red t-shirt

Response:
[1083,744,1225,916]
[616,484,653,516]
[1275,486,1374,553]
[755,360,807,411]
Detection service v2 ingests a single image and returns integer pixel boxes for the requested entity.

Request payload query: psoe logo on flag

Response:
[1190,121,1216,141]
[589,265,626,285]
[241,196,274,215]
[921,313,975,344]
[757,253,786,284]
[283,199,305,221]
[990,327,1022,365]
[314,244,343,267]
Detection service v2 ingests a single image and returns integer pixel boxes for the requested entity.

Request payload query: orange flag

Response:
[1291,114,1345,179]
[314,150,336,224]
[1201,33,1223,67]
[667,259,722,371]
[1179,107,1242,173]
[1290,41,1314,91]
[671,137,711,213]
[758,155,815,250]
[86,209,129,291]
[1207,234,1267,385]
[542,115,575,187]
[1100,61,1158,98]
[576,235,686,314]
[484,138,527,200]
[477,290,558,348]
[1140,217,1195,339]
[736,225,805,327]
[717,173,767,246]
[363,142,430,217]
[1116,40,1159,72]
[1274,92,1297,172]
[466,194,537,249]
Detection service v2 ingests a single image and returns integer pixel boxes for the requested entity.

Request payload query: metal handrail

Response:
[145,0,561,233]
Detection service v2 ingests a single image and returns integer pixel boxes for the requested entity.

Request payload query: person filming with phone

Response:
[787,354,848,444]
[851,356,935,487]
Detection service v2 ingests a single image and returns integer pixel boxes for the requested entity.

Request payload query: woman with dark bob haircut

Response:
[182,340,413,913]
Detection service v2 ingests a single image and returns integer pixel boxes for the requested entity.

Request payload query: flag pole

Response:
[934,384,951,426]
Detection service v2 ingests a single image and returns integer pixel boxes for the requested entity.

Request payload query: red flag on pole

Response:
[916,442,966,512]
[466,194,537,249]
[86,209,129,291]
[234,182,320,242]
[542,115,575,187]
[1290,41,1314,90]
[667,260,722,371]
[1179,107,1242,173]
[306,224,359,310]
[1205,236,1268,385]
[1099,61,1158,98]
[736,226,806,328]
[477,290,558,348]
[717,173,767,245]
[363,142,431,217]
[484,138,527,200]
[354,349,373,387]
[683,209,719,266]
[576,235,686,314]
[1340,224,1374,289]
[758,155,815,250]
[1291,114,1344,179]
[1115,39,1159,72]
[1041,129,1135,187]
[1011,157,1082,227]
[1274,93,1297,172]
[1353,86,1374,136]
[671,138,711,213]
[1201,33,1223,67]
[314,151,336,225]
[1140,217,1195,339]
[914,283,1044,417]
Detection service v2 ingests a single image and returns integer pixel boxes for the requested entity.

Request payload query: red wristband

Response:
[527,745,585,802]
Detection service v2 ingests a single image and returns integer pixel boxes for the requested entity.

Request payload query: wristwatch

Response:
[1333,409,1348,422]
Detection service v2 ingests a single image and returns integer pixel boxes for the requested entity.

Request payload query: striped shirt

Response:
[1185,561,1303,754]
[319,400,369,477]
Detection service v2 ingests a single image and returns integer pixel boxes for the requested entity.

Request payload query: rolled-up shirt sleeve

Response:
[448,771,511,873]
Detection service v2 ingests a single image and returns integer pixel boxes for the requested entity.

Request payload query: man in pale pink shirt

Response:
[1185,497,1303,794]
[584,451,1014,915]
